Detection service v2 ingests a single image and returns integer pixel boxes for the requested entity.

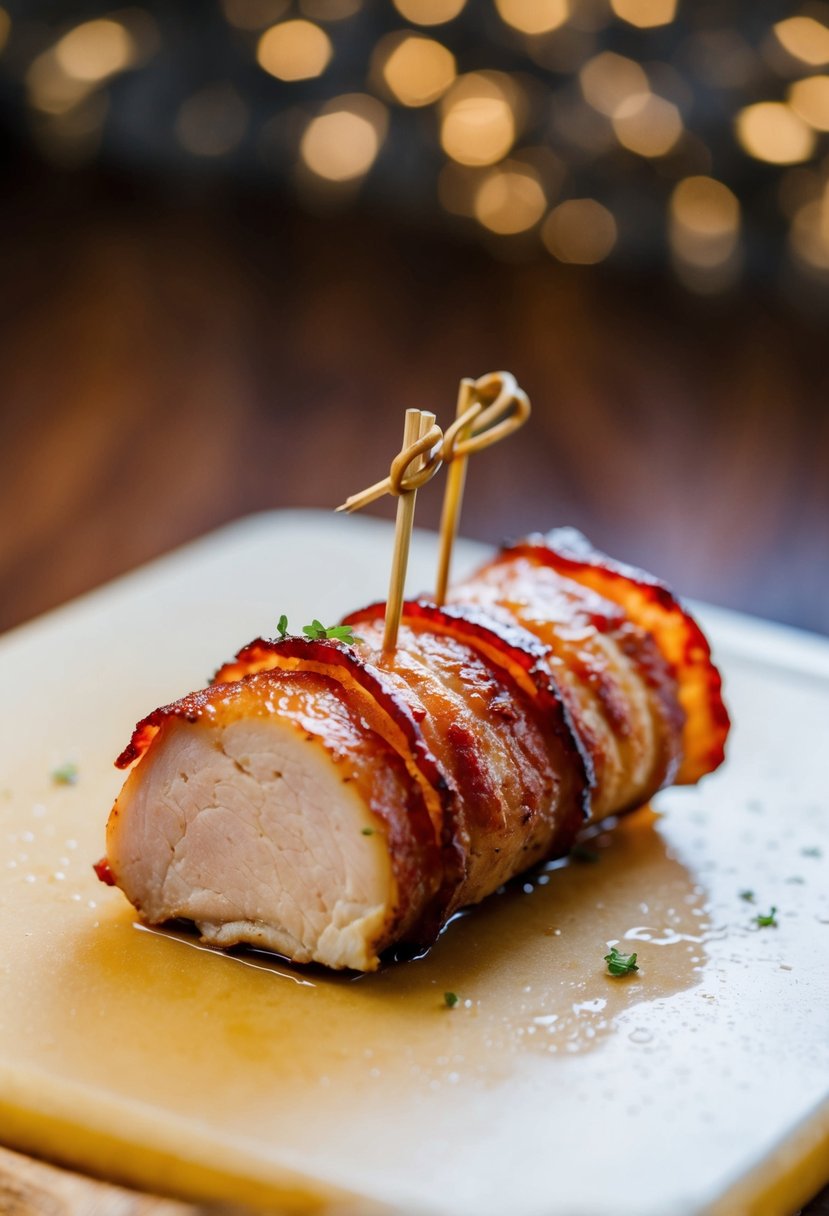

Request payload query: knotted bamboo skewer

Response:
[337,373,530,519]
[336,418,443,515]
[434,371,531,605]
[382,409,440,652]
[335,372,529,645]
[337,409,443,652]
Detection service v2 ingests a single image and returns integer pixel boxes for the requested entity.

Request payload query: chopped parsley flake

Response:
[275,616,362,644]
[739,889,755,903]
[444,991,459,1008]
[604,946,639,977]
[755,907,778,928]
[361,827,375,836]
[302,620,362,645]
[51,762,78,786]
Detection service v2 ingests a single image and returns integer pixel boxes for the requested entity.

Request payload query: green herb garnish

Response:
[51,762,78,786]
[755,906,778,928]
[302,619,362,645]
[276,614,289,639]
[604,946,639,977]
[739,889,755,903]
[361,827,375,836]
[444,991,459,1008]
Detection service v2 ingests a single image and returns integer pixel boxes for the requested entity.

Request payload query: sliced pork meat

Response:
[105,665,448,971]
[97,530,729,971]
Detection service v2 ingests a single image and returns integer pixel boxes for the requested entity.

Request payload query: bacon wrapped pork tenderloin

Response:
[97,530,728,972]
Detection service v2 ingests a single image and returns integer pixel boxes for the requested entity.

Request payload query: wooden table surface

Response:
[0,160,827,640]
[0,160,827,1214]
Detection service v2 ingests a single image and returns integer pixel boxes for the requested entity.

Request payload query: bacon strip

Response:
[487,529,729,785]
[97,531,728,970]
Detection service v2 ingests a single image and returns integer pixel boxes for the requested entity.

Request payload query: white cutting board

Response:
[0,510,827,1216]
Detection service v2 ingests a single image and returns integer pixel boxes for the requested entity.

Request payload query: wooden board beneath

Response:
[1,511,827,1216]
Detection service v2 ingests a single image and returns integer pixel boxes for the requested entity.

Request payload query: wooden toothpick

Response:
[434,371,531,605]
[435,379,476,608]
[383,410,436,653]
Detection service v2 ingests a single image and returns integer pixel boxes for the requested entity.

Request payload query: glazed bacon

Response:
[454,529,728,799]
[98,530,728,971]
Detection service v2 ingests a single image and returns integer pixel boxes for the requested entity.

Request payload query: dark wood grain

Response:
[0,164,827,639]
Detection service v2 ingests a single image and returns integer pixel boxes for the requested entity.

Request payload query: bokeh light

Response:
[773,16,829,67]
[175,84,248,157]
[5,0,829,293]
[27,18,139,115]
[579,53,649,118]
[735,102,815,165]
[610,0,677,29]
[27,52,90,114]
[542,198,617,263]
[257,20,333,82]
[392,0,466,26]
[474,162,546,233]
[788,75,829,132]
[54,18,135,83]
[494,0,569,37]
[612,92,682,157]
[301,94,387,181]
[440,72,516,166]
[377,33,456,107]
[670,175,740,284]
[790,185,829,269]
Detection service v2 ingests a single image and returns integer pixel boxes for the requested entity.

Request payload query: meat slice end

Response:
[106,715,395,972]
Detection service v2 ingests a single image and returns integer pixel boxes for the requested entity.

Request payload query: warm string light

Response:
[669,176,741,291]
[612,92,682,157]
[375,32,456,107]
[27,18,138,114]
[392,0,467,26]
[790,183,829,271]
[494,0,569,37]
[8,3,829,290]
[579,52,649,119]
[474,162,546,233]
[53,18,135,81]
[300,94,388,181]
[440,72,517,166]
[257,20,332,82]
[736,102,815,165]
[542,199,617,264]
[609,0,677,30]
[788,76,829,132]
[773,16,829,67]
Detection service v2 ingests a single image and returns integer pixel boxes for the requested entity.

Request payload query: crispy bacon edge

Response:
[500,528,730,784]
[343,598,594,824]
[116,637,465,946]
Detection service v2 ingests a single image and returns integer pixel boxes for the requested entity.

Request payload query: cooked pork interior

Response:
[108,702,395,972]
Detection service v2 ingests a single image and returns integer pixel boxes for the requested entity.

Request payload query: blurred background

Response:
[0,0,828,637]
